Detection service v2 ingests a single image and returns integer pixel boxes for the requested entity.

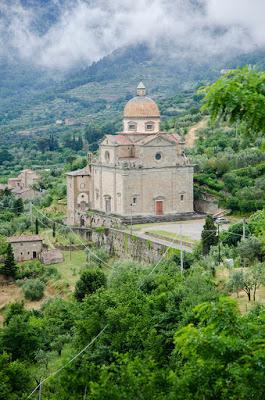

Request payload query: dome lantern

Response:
[123,83,160,134]
[137,81,146,96]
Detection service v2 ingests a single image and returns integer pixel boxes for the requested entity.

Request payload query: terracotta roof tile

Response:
[124,96,160,118]
[8,235,43,243]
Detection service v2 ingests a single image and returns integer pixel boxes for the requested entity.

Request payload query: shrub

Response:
[17,260,45,279]
[89,248,109,267]
[22,279,45,301]
[74,269,107,301]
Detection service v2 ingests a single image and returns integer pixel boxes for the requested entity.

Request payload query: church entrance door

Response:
[155,200,164,216]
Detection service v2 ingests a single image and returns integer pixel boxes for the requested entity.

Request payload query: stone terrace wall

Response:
[72,227,170,264]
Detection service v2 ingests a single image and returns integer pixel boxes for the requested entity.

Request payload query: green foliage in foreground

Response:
[1,258,265,398]
[74,269,107,301]
[201,67,265,136]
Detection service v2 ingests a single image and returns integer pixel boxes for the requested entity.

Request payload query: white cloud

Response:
[0,0,264,69]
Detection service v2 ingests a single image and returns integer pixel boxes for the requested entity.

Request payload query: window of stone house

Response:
[95,190,99,200]
[180,194,184,201]
[132,196,137,205]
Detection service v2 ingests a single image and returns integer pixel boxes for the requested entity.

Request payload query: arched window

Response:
[128,122,137,131]
[105,151,110,163]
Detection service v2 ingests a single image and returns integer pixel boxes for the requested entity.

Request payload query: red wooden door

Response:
[156,200,164,215]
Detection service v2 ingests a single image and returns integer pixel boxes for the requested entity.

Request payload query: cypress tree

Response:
[2,243,17,278]
[35,218,39,235]
[52,222,56,238]
[201,215,218,255]
[14,198,24,215]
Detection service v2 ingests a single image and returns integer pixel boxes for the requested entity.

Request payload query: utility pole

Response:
[180,223,184,273]
[38,381,42,400]
[242,218,246,240]
[218,223,221,265]
[130,203,133,235]
[30,201,33,225]
[69,238,72,261]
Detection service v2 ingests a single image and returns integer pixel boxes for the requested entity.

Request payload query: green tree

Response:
[201,67,265,136]
[237,236,263,266]
[74,269,107,301]
[0,352,32,399]
[227,264,265,301]
[201,216,218,255]
[0,149,13,165]
[171,297,265,399]
[1,243,17,278]
[35,218,39,235]
[14,198,24,215]
[0,234,8,256]
[22,279,45,301]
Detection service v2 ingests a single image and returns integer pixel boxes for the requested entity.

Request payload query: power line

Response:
[31,205,112,269]
[27,325,108,399]
[27,213,181,398]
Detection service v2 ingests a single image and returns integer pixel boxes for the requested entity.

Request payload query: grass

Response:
[147,230,196,244]
[51,250,88,290]
[41,229,84,248]
[0,250,89,325]
[215,266,265,314]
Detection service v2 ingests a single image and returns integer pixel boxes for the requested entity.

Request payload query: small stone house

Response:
[8,235,43,262]
[40,249,64,265]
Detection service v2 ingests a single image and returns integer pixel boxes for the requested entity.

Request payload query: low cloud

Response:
[0,0,264,69]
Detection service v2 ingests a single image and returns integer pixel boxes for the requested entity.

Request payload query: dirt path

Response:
[185,119,207,148]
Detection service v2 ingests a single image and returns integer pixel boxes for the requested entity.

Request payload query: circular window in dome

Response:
[155,152,162,161]
[105,151,110,163]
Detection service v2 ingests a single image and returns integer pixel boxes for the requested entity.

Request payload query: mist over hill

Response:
[1,1,265,140]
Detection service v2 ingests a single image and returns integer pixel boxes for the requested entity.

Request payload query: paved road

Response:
[136,231,193,253]
[132,218,230,252]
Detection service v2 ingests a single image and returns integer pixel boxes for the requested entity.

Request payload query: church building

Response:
[67,83,194,226]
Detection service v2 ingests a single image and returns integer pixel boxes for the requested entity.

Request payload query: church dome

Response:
[123,82,160,118]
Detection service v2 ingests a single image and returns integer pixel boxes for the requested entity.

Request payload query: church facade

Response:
[67,83,194,226]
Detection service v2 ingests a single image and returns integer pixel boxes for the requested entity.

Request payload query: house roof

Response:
[66,168,90,177]
[8,235,43,243]
[103,135,133,145]
[137,133,180,146]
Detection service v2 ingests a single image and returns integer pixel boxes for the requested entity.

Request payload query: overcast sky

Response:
[0,0,264,69]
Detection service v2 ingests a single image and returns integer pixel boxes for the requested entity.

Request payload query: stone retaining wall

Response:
[72,227,174,264]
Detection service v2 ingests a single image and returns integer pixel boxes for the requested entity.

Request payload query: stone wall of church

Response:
[73,226,171,264]
[67,174,92,226]
[121,166,194,216]
[175,167,194,213]
[139,143,177,168]
[67,176,76,225]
